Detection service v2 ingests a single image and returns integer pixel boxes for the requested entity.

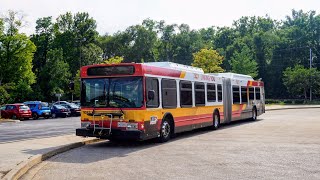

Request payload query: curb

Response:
[0,119,20,123]
[2,138,104,180]
[266,106,320,111]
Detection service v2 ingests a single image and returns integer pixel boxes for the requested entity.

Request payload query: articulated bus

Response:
[76,62,265,142]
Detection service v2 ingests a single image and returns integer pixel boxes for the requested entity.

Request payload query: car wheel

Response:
[52,113,56,118]
[32,113,39,120]
[158,118,172,143]
[63,114,67,118]
[24,118,29,120]
[44,116,49,119]
[211,111,220,130]
[12,115,17,120]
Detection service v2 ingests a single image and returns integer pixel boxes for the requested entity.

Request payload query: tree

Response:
[30,16,54,76]
[39,49,71,100]
[73,70,81,99]
[53,12,98,75]
[0,11,36,103]
[103,56,124,64]
[283,65,320,99]
[192,48,224,73]
[230,46,258,78]
[81,43,103,66]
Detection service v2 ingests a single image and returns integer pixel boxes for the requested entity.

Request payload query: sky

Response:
[1,0,320,35]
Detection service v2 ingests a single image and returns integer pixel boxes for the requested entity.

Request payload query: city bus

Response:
[76,62,265,142]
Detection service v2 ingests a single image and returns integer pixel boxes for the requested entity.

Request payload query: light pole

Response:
[309,48,312,101]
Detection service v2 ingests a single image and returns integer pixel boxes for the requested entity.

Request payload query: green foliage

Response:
[192,48,224,73]
[40,49,71,98]
[0,11,36,103]
[73,70,81,99]
[103,56,124,64]
[81,43,103,65]
[53,12,98,75]
[0,86,10,104]
[230,45,258,78]
[283,65,320,99]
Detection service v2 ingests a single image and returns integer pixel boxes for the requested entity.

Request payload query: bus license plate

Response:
[118,122,127,127]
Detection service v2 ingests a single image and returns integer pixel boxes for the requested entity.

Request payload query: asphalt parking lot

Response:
[23,108,320,180]
[0,117,79,143]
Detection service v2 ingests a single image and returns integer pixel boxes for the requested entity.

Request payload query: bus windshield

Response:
[81,77,143,108]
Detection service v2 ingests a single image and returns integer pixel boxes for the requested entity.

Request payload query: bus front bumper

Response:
[76,128,143,140]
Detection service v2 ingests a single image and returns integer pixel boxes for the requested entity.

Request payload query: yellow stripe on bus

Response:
[180,71,186,78]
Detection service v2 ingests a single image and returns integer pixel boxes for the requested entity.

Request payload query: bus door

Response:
[223,78,232,123]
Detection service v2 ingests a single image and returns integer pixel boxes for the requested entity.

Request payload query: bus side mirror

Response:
[148,90,155,100]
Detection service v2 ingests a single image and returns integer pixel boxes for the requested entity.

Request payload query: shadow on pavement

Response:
[32,117,263,164]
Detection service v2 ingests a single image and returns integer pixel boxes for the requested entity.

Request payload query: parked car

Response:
[72,100,80,107]
[24,101,51,120]
[60,103,81,116]
[50,105,71,118]
[0,104,32,120]
[54,101,71,105]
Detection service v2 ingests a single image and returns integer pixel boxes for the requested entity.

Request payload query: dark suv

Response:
[24,101,51,119]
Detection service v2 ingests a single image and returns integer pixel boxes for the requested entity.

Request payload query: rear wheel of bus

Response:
[251,107,257,121]
[211,110,220,130]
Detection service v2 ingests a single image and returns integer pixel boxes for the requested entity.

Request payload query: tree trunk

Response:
[304,88,307,100]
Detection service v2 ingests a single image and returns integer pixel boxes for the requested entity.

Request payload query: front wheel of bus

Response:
[158,119,171,143]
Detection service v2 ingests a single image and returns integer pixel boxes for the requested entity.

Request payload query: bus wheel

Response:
[211,111,220,130]
[251,107,257,121]
[158,119,171,143]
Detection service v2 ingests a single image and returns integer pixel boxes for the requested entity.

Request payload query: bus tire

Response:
[211,110,220,130]
[158,118,172,143]
[251,107,257,121]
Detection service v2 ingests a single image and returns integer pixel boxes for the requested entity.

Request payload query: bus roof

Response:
[209,73,254,81]
[144,62,204,74]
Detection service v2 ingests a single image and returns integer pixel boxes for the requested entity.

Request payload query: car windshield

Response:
[19,105,30,110]
[54,105,65,109]
[81,77,143,108]
[41,102,49,107]
[27,104,36,108]
[69,104,79,108]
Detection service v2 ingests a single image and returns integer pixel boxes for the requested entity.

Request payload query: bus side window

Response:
[232,86,240,104]
[207,83,216,102]
[195,82,205,106]
[146,77,159,108]
[217,84,222,102]
[255,87,261,100]
[161,79,177,108]
[180,81,192,107]
[249,87,255,100]
[241,87,248,103]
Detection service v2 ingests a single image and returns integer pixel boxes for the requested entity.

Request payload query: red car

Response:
[0,104,32,120]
